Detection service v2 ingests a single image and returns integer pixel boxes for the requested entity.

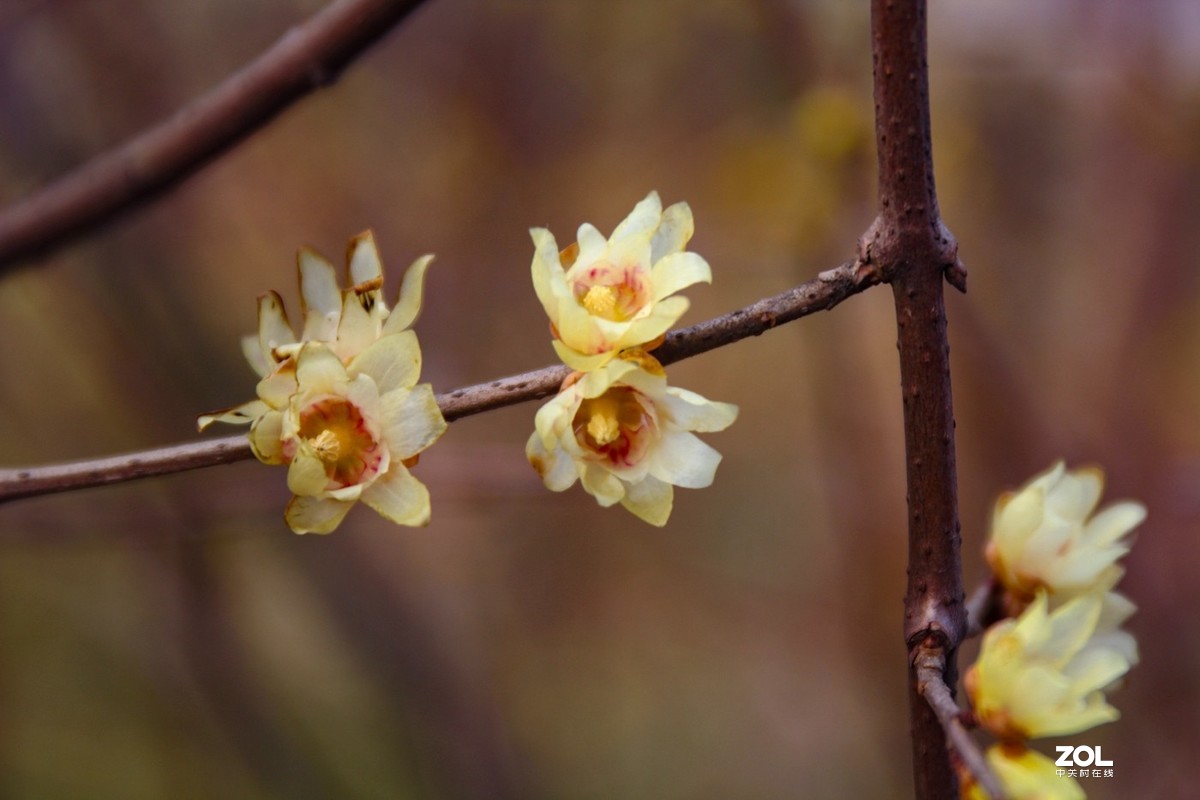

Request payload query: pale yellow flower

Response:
[987,462,1145,603]
[199,231,432,430]
[526,350,737,525]
[531,192,711,371]
[962,745,1084,800]
[966,591,1134,741]
[250,337,446,534]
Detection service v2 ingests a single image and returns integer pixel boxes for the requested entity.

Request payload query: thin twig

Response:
[0,260,876,505]
[965,577,1002,639]
[914,644,1005,800]
[0,0,429,274]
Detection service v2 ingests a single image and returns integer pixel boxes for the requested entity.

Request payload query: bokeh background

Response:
[1,0,1197,797]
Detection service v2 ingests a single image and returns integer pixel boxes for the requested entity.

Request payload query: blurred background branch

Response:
[0,0,429,275]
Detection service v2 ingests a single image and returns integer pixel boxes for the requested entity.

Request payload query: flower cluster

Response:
[199,232,446,534]
[960,462,1144,799]
[526,193,737,525]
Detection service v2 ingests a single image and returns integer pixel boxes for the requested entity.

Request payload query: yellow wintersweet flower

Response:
[965,591,1135,741]
[961,744,1084,800]
[526,350,737,526]
[253,338,446,534]
[199,231,432,430]
[987,461,1145,604]
[531,192,711,371]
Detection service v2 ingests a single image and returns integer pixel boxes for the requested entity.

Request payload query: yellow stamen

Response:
[310,429,342,462]
[587,409,621,446]
[582,285,618,318]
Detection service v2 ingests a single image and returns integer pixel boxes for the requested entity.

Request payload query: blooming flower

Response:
[526,350,737,525]
[961,744,1084,800]
[531,191,711,371]
[986,461,1145,604]
[199,231,432,430]
[965,591,1135,741]
[252,337,446,534]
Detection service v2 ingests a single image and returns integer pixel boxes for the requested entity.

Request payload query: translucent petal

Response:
[1048,466,1104,520]
[1082,501,1145,547]
[285,495,354,534]
[663,389,738,432]
[337,288,382,358]
[984,747,1085,800]
[379,383,447,459]
[297,248,341,342]
[526,432,579,492]
[241,334,273,378]
[609,191,662,243]
[249,409,285,464]
[650,201,694,263]
[382,254,434,335]
[256,291,296,364]
[573,223,610,270]
[621,475,673,526]
[581,465,624,507]
[348,330,422,394]
[651,252,711,300]
[346,230,383,288]
[530,228,565,318]
[295,344,348,396]
[551,339,615,372]
[197,399,268,431]
[621,295,690,348]
[361,466,431,526]
[650,430,722,489]
[287,451,330,496]
[256,365,297,409]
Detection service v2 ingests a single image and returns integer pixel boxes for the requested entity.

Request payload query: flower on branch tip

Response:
[253,337,447,534]
[961,744,1084,800]
[987,461,1145,606]
[198,231,433,431]
[526,350,737,526]
[531,191,711,371]
[965,591,1135,741]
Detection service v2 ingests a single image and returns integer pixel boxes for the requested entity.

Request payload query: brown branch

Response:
[913,644,1004,800]
[0,259,877,505]
[864,0,967,798]
[0,0,430,275]
[964,577,1003,639]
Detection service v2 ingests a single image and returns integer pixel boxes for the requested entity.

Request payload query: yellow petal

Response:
[297,247,341,342]
[294,344,348,396]
[609,191,662,243]
[249,410,285,464]
[285,495,355,534]
[346,230,383,289]
[287,450,329,496]
[256,291,296,365]
[382,254,434,335]
[348,330,422,394]
[650,200,695,263]
[526,431,579,491]
[651,252,711,301]
[379,383,447,459]
[197,399,268,431]
[620,475,673,526]
[360,465,431,526]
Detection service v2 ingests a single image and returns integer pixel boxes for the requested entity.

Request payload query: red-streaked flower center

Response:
[573,387,653,466]
[572,261,650,322]
[298,396,384,487]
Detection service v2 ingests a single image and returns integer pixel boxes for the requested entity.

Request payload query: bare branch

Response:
[914,644,1004,800]
[965,577,1003,639]
[0,260,877,504]
[864,0,967,797]
[0,0,429,274]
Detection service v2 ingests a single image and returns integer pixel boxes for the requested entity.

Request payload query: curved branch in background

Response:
[0,260,873,505]
[913,645,1003,799]
[0,0,430,275]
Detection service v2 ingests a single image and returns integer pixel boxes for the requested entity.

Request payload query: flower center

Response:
[299,397,383,487]
[574,388,652,466]
[573,262,649,322]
